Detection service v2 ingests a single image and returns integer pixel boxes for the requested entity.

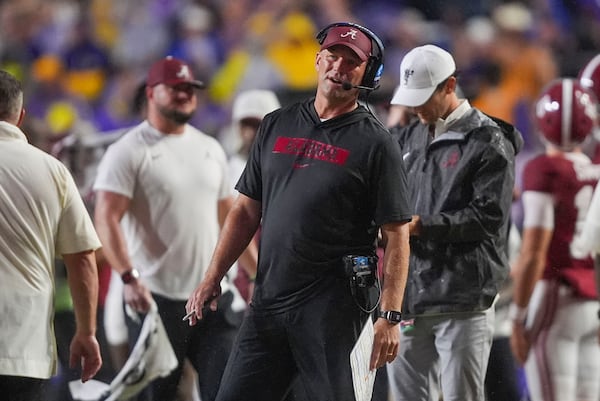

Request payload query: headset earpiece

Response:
[316,22,384,90]
[316,26,328,45]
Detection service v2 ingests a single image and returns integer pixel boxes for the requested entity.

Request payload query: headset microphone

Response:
[342,81,375,91]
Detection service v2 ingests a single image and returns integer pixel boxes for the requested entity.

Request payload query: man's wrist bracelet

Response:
[121,268,140,284]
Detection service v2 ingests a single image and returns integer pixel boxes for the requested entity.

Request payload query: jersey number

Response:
[570,184,594,259]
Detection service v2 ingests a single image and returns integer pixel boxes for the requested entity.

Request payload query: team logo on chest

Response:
[441,150,460,168]
[272,136,350,167]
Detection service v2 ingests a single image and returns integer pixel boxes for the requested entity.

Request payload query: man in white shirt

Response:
[93,56,256,401]
[0,69,102,400]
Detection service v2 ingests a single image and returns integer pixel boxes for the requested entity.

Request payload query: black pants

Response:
[485,337,524,401]
[127,291,242,401]
[216,279,367,401]
[0,376,46,401]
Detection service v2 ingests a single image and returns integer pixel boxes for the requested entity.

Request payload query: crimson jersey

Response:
[522,153,600,284]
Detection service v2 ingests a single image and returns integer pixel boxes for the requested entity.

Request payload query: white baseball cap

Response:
[391,44,456,107]
[232,89,281,122]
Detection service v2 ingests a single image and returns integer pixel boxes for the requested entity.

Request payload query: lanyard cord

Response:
[349,274,381,314]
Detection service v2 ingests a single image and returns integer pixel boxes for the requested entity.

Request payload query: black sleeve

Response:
[372,132,413,226]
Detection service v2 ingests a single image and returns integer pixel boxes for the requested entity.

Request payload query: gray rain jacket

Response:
[391,108,523,317]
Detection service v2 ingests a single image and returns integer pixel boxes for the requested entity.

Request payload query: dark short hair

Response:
[0,70,23,121]
[435,70,459,92]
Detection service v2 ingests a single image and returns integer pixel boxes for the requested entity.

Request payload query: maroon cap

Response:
[146,56,205,88]
[320,26,372,62]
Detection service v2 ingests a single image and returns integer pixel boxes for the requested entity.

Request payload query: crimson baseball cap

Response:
[146,56,205,88]
[319,25,372,62]
[391,45,456,107]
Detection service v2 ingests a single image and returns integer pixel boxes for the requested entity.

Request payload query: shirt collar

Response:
[0,121,28,143]
[433,99,471,137]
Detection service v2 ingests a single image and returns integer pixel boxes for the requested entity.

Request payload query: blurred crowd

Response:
[2,0,599,157]
[2,1,600,400]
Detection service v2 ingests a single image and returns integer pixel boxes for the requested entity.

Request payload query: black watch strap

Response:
[121,268,140,284]
[379,310,402,325]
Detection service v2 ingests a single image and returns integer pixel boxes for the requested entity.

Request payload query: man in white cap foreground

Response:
[386,44,523,401]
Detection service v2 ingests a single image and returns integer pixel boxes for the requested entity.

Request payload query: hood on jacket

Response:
[486,114,524,156]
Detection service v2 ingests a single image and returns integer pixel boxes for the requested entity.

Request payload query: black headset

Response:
[316,22,385,90]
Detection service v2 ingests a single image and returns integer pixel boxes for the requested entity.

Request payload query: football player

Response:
[509,78,600,401]
[579,53,600,162]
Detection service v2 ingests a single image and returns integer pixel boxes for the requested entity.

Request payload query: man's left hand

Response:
[70,333,102,382]
[370,318,399,370]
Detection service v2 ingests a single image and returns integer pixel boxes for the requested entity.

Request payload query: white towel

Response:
[69,300,178,401]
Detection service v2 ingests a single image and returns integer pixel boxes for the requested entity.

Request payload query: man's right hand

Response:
[185,279,222,326]
[124,279,153,313]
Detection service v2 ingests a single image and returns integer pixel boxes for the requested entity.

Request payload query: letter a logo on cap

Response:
[340,29,358,40]
[319,25,372,62]
[177,65,191,80]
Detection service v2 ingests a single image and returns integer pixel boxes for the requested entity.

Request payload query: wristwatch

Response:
[121,268,140,284]
[379,310,402,325]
